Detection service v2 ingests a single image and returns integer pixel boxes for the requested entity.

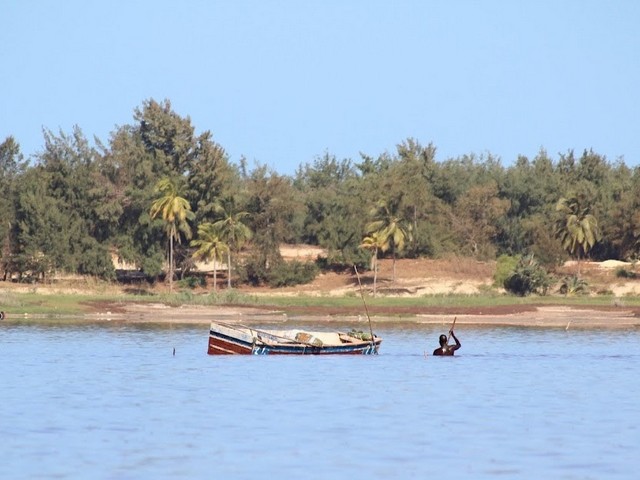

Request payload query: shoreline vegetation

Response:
[4,111,640,335]
[2,300,640,329]
[2,258,640,329]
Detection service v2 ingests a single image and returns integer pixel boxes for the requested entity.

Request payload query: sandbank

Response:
[73,303,640,329]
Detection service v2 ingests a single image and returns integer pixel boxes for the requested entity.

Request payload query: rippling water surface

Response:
[1,321,638,479]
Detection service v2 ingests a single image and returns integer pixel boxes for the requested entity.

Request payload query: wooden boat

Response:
[207,322,382,355]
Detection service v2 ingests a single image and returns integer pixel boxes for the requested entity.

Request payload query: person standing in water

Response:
[433,329,461,356]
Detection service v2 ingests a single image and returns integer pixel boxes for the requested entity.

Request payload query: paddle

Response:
[447,316,457,342]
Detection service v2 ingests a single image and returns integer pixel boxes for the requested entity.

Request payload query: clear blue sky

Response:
[3,1,639,175]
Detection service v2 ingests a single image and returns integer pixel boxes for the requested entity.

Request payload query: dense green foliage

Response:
[265,260,320,288]
[558,275,590,296]
[503,255,552,296]
[494,255,520,288]
[2,99,639,287]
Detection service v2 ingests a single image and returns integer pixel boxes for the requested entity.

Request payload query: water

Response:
[1,321,639,479]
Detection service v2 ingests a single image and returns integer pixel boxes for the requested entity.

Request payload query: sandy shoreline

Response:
[7,303,637,329]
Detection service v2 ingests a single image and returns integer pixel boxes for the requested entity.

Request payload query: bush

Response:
[615,268,637,279]
[238,254,270,286]
[503,254,552,296]
[238,255,319,287]
[494,254,520,287]
[558,275,589,296]
[267,260,319,287]
[176,276,206,289]
[77,247,116,281]
[140,253,165,279]
[315,250,369,273]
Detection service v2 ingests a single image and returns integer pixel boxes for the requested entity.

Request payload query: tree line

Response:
[1,98,638,287]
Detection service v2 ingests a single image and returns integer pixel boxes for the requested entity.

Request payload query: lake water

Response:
[1,320,638,479]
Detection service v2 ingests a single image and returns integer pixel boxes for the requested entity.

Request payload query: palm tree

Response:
[191,222,229,292]
[359,231,389,296]
[150,178,194,292]
[555,196,601,277]
[365,199,412,281]
[211,203,252,288]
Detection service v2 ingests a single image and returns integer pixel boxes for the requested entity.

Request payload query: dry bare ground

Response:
[252,256,496,297]
[239,254,640,298]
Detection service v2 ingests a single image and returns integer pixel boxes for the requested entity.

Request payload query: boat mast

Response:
[353,265,377,354]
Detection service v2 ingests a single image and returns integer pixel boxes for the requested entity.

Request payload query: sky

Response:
[3,1,639,175]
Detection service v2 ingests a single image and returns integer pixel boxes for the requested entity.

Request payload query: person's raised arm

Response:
[449,330,461,351]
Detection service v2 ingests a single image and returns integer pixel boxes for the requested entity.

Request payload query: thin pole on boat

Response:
[354,265,377,353]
